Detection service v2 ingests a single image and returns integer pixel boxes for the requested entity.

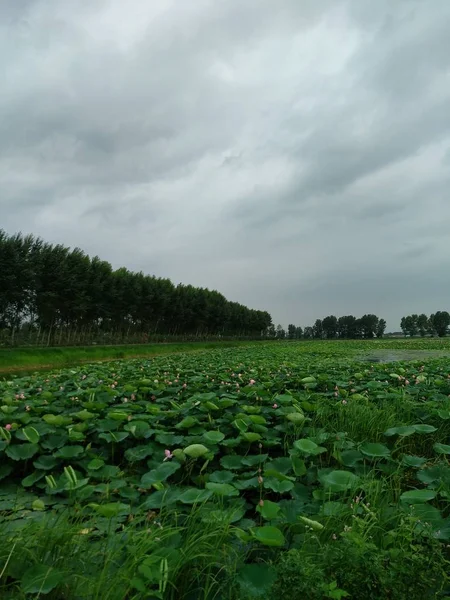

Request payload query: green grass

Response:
[0,340,258,374]
[0,502,243,599]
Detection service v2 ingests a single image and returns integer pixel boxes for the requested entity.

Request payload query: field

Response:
[0,341,252,375]
[1,339,450,599]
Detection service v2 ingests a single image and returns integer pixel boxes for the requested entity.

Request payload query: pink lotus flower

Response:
[249,379,256,385]
[183,383,187,388]
[259,499,264,507]
[5,424,12,431]
[342,400,347,405]
[272,403,278,409]
[164,449,173,461]
[258,476,264,484]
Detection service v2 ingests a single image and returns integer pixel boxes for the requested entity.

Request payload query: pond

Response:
[359,349,450,363]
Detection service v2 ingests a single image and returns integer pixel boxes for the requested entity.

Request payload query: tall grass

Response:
[0,502,246,600]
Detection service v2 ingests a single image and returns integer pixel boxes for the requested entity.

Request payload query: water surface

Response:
[359,349,450,363]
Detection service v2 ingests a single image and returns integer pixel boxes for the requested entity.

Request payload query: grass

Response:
[1,340,450,598]
[0,502,243,599]
[0,340,258,375]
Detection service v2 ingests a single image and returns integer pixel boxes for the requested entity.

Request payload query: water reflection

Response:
[359,349,450,363]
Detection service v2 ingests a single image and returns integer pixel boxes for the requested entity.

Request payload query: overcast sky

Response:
[2,0,450,331]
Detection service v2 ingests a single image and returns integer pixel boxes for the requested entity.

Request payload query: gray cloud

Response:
[2,0,450,330]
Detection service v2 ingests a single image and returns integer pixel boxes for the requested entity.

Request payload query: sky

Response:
[2,0,450,332]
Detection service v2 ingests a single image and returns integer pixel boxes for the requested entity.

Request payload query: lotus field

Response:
[1,340,450,599]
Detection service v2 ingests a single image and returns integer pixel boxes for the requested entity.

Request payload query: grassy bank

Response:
[0,340,257,374]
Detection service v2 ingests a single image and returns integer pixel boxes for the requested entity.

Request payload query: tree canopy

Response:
[0,230,272,345]
[279,314,387,340]
[401,312,450,337]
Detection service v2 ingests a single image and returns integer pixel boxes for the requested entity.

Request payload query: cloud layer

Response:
[2,0,450,330]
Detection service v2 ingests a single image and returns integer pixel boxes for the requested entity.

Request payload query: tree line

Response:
[400,312,450,337]
[0,230,272,346]
[269,314,387,340]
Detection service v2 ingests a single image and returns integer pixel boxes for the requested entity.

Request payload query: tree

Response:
[376,319,386,338]
[337,315,357,339]
[276,324,286,339]
[400,315,418,337]
[312,319,323,339]
[287,324,296,339]
[322,315,338,339]
[304,314,386,340]
[417,314,428,337]
[0,232,38,333]
[295,326,303,339]
[0,229,273,344]
[360,314,379,338]
[400,317,407,337]
[354,318,364,338]
[303,326,313,339]
[431,311,450,337]
[427,315,436,337]
[267,324,276,338]
[407,314,418,337]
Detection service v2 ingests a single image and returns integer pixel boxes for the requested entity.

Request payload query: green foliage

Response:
[270,523,448,600]
[0,504,244,600]
[401,311,450,337]
[236,563,277,598]
[1,340,450,598]
[268,551,328,599]
[0,229,272,346]
[308,314,386,339]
